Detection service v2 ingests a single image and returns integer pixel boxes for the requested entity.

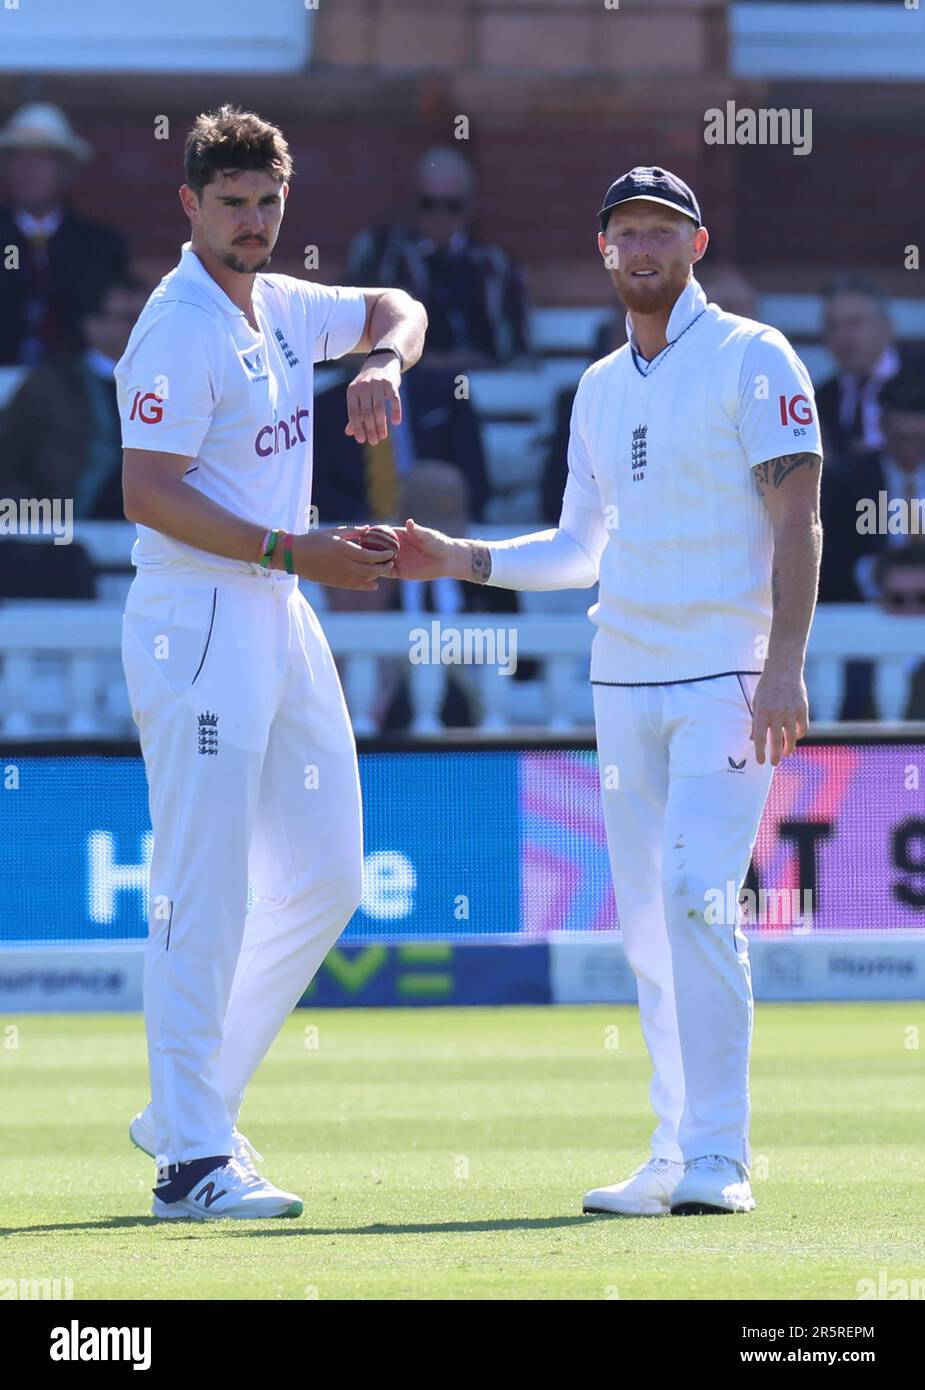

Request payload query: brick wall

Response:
[2,1,919,304]
[314,0,726,75]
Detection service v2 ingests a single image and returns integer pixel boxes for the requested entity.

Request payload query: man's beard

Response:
[613,266,687,315]
[221,246,272,275]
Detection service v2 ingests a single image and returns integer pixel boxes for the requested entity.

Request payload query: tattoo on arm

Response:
[469,543,492,584]
[771,565,781,606]
[752,452,821,493]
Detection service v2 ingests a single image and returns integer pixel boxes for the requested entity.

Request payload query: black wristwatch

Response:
[364,344,405,371]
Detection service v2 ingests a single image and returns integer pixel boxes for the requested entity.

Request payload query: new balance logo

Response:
[194,1181,228,1208]
[198,710,219,756]
[727,756,747,774]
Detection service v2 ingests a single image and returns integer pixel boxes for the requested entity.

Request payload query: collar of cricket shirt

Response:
[178,241,250,318]
[626,275,708,375]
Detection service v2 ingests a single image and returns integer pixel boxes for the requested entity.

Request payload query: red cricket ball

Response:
[360,524,400,556]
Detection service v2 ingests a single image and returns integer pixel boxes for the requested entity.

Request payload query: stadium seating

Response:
[2,291,924,737]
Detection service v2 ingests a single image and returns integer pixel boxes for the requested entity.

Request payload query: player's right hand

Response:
[294,527,396,590]
[392,517,461,581]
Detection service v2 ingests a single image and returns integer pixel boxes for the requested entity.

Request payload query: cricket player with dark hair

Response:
[396,167,823,1215]
[116,105,426,1220]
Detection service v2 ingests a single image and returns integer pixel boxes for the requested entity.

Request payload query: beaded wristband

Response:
[259,529,279,568]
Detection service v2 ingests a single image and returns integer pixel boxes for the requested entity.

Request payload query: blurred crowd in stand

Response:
[1,104,924,722]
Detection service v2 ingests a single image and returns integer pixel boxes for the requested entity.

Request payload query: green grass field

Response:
[1,1003,923,1300]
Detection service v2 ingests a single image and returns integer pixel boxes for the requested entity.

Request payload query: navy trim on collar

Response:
[630,307,707,379]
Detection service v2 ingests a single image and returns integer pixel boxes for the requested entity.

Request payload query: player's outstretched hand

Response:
[345,356,402,445]
[392,517,461,582]
[293,527,396,591]
[750,665,809,766]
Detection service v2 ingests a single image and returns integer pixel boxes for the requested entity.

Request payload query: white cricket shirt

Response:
[490,277,822,684]
[115,241,366,574]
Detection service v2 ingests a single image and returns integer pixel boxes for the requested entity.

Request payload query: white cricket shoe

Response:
[152,1158,303,1221]
[582,1157,684,1216]
[670,1154,756,1215]
[129,1106,263,1179]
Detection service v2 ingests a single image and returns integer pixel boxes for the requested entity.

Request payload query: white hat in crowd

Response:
[0,103,93,163]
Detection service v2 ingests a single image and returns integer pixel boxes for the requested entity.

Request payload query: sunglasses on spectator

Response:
[417,195,467,213]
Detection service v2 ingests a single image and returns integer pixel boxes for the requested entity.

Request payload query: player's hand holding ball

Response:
[357,524,401,560]
[291,525,399,591]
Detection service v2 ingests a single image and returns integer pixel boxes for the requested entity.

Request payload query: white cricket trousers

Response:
[593,674,774,1166]
[122,564,363,1165]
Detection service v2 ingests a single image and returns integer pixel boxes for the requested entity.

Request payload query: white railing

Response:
[0,602,924,739]
[0,605,594,738]
[802,606,925,722]
[327,613,591,735]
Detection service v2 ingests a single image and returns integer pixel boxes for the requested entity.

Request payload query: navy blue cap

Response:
[598,166,701,232]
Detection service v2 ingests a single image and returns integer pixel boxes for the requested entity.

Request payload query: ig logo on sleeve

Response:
[778,394,813,435]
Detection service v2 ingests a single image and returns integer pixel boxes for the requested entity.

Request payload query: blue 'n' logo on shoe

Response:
[195,1181,228,1208]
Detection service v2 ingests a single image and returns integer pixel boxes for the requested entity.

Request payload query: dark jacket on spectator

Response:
[0,206,129,365]
[816,344,925,461]
[818,449,888,602]
[347,224,529,364]
[311,364,490,525]
[0,353,125,518]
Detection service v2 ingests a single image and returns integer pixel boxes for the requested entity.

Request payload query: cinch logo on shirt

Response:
[255,406,311,457]
[129,390,164,424]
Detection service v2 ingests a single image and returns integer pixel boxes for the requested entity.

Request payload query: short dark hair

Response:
[822,276,890,316]
[83,270,148,320]
[875,542,925,588]
[184,104,293,200]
